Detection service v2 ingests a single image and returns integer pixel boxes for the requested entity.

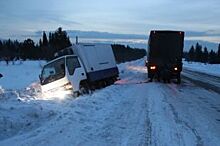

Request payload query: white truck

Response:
[39,43,119,96]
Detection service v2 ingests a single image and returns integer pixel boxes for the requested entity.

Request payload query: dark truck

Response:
[146,30,184,83]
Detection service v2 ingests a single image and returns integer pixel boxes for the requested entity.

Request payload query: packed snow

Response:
[0,59,220,146]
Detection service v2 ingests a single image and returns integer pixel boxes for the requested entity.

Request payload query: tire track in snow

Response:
[163,84,204,146]
[79,84,151,146]
[182,69,220,94]
[168,103,204,146]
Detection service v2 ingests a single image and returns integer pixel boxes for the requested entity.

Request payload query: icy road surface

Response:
[0,60,220,146]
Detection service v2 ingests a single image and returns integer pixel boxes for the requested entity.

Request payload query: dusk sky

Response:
[0,0,220,42]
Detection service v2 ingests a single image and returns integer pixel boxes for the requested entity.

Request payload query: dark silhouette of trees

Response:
[218,44,220,56]
[218,44,220,63]
[0,40,2,52]
[42,31,48,46]
[0,39,20,63]
[185,42,220,64]
[195,43,203,62]
[203,47,209,63]
[49,27,71,53]
[188,45,195,61]
[20,39,36,60]
[39,39,43,47]
[41,27,72,60]
[111,44,146,63]
[209,50,217,64]
[1,27,147,63]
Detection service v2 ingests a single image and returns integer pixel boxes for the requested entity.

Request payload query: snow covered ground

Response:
[0,61,46,89]
[0,59,220,146]
[183,61,220,77]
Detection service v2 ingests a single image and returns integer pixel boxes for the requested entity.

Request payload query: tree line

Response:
[0,27,147,64]
[184,43,220,64]
[2,27,218,64]
[112,44,146,63]
[0,27,72,63]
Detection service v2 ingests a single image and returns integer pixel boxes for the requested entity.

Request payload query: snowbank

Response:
[0,61,46,89]
[183,61,220,77]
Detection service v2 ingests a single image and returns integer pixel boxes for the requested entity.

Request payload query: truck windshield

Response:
[41,58,65,85]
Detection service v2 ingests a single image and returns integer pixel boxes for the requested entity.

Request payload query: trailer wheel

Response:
[177,74,181,84]
[163,78,166,83]
[107,78,115,85]
[177,77,181,84]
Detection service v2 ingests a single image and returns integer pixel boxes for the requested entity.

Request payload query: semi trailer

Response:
[39,43,119,96]
[146,30,184,83]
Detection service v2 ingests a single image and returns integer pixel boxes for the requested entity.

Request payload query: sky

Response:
[0,0,220,42]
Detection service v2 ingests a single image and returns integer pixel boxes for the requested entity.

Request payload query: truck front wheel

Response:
[79,81,90,95]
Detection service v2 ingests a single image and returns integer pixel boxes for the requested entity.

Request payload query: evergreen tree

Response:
[188,45,195,61]
[46,27,71,60]
[13,40,20,60]
[20,38,35,60]
[218,44,220,57]
[217,44,220,63]
[0,40,3,59]
[42,31,48,46]
[209,50,217,64]
[0,40,2,51]
[203,47,208,63]
[39,39,43,47]
[195,42,203,62]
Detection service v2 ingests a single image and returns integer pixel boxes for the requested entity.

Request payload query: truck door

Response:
[66,56,87,92]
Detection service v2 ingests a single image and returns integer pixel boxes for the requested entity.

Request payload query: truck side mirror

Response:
[0,73,3,78]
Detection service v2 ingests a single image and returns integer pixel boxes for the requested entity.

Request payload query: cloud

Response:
[186,31,220,37]
[0,0,220,37]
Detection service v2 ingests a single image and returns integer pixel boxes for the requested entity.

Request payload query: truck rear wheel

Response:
[177,77,181,84]
[177,74,181,84]
[107,78,115,85]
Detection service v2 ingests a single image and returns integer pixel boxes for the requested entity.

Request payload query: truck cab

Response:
[40,43,119,97]
[40,55,87,94]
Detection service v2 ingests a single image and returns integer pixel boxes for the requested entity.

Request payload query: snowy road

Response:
[0,60,220,146]
[182,69,220,93]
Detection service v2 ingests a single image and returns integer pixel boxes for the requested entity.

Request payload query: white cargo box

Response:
[72,43,116,72]
[72,43,118,82]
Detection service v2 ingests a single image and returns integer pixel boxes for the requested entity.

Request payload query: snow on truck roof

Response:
[47,43,112,66]
[73,43,111,47]
[45,55,77,65]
